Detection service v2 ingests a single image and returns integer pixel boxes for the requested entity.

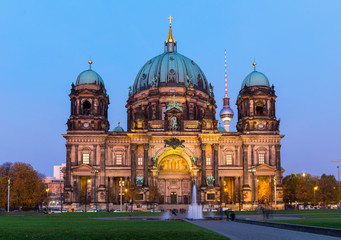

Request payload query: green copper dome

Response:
[113,123,124,132]
[217,126,227,132]
[241,71,270,89]
[133,52,209,95]
[76,69,105,87]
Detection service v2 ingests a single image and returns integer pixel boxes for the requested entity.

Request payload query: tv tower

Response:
[219,49,234,132]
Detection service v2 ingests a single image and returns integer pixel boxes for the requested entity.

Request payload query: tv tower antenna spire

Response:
[225,49,228,98]
[219,49,234,132]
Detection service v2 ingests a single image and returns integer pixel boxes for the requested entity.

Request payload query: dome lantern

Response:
[165,16,177,53]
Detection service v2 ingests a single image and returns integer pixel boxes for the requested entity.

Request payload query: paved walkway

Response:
[189,220,341,240]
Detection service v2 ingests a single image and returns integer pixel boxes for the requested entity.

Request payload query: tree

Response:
[148,184,160,204]
[0,162,46,209]
[283,173,303,204]
[318,174,337,206]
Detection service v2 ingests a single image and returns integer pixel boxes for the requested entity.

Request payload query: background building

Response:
[63,21,284,211]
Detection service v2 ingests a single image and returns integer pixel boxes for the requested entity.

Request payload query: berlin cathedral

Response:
[63,19,284,211]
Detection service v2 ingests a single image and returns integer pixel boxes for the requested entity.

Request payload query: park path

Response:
[188,220,341,240]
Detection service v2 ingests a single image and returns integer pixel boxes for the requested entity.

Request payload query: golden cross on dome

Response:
[168,16,173,26]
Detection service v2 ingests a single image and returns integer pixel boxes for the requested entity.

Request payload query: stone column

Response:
[275,145,282,182]
[242,144,251,203]
[268,146,272,166]
[99,144,106,187]
[201,143,207,187]
[251,145,254,166]
[130,144,137,186]
[242,144,249,187]
[143,144,149,187]
[75,145,78,165]
[213,144,219,187]
[65,144,72,188]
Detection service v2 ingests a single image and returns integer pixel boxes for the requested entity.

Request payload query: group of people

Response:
[223,209,235,221]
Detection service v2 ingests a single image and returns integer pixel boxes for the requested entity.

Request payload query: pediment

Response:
[72,164,93,172]
[255,164,276,173]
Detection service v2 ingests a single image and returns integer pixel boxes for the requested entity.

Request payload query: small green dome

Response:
[113,123,124,132]
[76,69,104,87]
[217,126,226,132]
[241,71,270,89]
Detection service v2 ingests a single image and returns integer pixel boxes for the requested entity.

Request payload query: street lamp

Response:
[46,188,50,213]
[314,186,318,206]
[125,188,128,211]
[7,177,11,213]
[302,172,306,177]
[224,188,228,206]
[337,166,340,205]
[120,178,123,212]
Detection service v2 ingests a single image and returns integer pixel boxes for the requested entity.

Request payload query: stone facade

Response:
[63,25,284,211]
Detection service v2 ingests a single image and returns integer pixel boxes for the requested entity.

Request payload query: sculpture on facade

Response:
[206,175,215,187]
[191,157,198,166]
[164,138,185,149]
[151,157,158,166]
[136,175,143,187]
[171,117,177,131]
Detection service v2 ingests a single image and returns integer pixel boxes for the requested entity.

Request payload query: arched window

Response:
[83,100,91,115]
[256,102,264,116]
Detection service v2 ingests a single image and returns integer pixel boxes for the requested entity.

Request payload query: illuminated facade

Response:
[63,20,284,211]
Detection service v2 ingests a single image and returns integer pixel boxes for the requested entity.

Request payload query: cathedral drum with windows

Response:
[63,20,284,211]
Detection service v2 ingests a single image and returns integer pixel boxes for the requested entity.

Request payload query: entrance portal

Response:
[171,192,177,204]
[157,153,192,205]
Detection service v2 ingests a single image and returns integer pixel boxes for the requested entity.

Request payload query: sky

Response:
[0,0,340,178]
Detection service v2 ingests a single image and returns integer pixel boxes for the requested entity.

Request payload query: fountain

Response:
[162,210,170,220]
[187,184,203,219]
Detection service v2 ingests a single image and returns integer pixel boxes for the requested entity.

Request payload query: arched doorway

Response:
[157,154,192,205]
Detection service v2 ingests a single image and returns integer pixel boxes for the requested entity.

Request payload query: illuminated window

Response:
[116,155,122,165]
[82,153,90,164]
[138,157,143,166]
[226,154,232,165]
[258,153,265,164]
[206,158,211,165]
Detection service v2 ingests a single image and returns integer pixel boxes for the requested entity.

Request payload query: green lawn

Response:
[271,219,341,229]
[286,213,341,218]
[0,213,229,240]
[234,209,341,215]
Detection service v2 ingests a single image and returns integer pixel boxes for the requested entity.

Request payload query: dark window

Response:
[83,101,91,115]
[207,193,215,200]
[256,102,264,116]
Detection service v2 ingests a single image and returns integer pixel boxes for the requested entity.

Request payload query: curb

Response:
[235,219,341,238]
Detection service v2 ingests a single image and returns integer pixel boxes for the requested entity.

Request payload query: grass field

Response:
[271,219,341,229]
[0,213,229,240]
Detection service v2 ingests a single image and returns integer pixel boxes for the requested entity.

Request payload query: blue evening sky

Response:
[0,1,340,178]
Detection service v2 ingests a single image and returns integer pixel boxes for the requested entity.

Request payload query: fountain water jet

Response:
[187,184,203,219]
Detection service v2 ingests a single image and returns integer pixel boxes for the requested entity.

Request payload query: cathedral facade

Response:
[63,22,284,211]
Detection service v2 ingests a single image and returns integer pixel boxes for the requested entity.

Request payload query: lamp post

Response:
[46,188,50,213]
[314,186,318,206]
[124,188,128,211]
[337,166,340,205]
[274,176,277,210]
[7,177,11,213]
[59,179,62,213]
[120,178,123,212]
